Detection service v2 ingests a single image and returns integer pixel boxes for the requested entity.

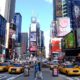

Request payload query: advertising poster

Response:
[30,32,36,41]
[30,42,37,52]
[56,0,62,17]
[51,38,62,53]
[73,1,80,28]
[30,23,36,32]
[51,21,57,37]
[56,17,72,36]
[9,28,16,38]
[64,32,75,49]
[76,28,80,47]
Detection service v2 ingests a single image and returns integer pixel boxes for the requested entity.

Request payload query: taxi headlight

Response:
[17,69,20,72]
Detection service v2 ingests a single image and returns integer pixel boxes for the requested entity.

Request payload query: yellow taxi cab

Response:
[75,63,80,68]
[0,63,12,72]
[59,64,80,76]
[8,63,24,74]
[49,60,59,70]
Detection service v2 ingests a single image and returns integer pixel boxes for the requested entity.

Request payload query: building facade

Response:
[53,0,68,20]
[29,17,40,56]
[0,0,16,22]
[40,31,44,50]
[0,15,6,61]
[8,23,16,59]
[14,13,22,43]
[40,31,45,57]
[21,33,28,58]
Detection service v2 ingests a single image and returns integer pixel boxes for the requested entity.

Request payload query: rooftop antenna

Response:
[32,10,36,17]
[31,10,37,23]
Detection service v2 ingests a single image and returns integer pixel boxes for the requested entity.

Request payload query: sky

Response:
[15,0,53,58]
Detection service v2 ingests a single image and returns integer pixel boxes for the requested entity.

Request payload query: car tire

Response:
[66,71,69,76]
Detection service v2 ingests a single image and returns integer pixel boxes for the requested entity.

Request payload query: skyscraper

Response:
[21,33,28,58]
[14,13,22,43]
[40,31,44,49]
[0,0,16,22]
[29,17,40,56]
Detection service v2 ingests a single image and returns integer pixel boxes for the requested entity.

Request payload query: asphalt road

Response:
[0,72,23,80]
[14,68,80,80]
[0,68,80,80]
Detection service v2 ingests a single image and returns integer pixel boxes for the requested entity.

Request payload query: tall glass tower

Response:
[0,0,16,22]
[14,13,22,43]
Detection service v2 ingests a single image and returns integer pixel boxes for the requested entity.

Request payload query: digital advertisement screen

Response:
[30,32,36,41]
[76,28,80,47]
[29,42,37,52]
[56,17,71,37]
[73,1,80,28]
[64,32,75,49]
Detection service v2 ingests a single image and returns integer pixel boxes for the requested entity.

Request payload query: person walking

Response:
[34,61,43,80]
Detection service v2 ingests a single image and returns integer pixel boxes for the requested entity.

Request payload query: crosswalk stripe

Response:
[59,74,74,80]
[7,77,15,80]
[73,77,80,80]
[0,76,7,79]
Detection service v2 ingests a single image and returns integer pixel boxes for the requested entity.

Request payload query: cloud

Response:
[44,0,53,4]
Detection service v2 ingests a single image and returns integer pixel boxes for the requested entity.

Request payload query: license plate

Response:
[12,70,16,72]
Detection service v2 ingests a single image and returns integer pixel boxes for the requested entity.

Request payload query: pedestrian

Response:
[34,61,38,77]
[34,61,43,80]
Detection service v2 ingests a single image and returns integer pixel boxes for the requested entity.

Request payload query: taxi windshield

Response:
[0,63,8,66]
[77,63,80,66]
[13,64,22,67]
[66,65,74,68]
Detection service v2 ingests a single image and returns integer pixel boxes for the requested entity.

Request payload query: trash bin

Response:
[52,66,58,76]
[24,65,29,76]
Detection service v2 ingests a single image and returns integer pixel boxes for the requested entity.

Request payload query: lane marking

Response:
[59,74,74,80]
[0,76,7,79]
[73,77,80,80]
[59,74,80,80]
[6,73,23,80]
[14,73,23,79]
[7,77,16,80]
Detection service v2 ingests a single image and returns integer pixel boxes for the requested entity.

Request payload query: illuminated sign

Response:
[30,32,36,41]
[56,17,71,36]
[30,42,37,52]
[56,0,62,17]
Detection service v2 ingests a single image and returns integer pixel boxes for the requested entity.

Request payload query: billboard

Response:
[64,31,75,49]
[29,42,37,52]
[56,0,62,17]
[51,38,62,53]
[56,17,72,36]
[51,21,57,37]
[30,23,36,32]
[30,32,36,41]
[76,28,80,47]
[9,29,16,38]
[73,1,80,28]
